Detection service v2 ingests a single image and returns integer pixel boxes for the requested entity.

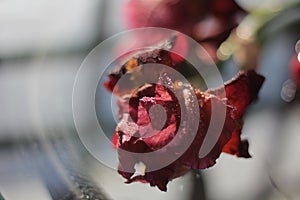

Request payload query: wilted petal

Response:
[222,130,251,158]
[208,70,265,118]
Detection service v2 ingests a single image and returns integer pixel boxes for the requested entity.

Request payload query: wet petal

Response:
[208,70,265,118]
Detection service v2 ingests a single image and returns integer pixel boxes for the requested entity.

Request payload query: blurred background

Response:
[1,0,300,199]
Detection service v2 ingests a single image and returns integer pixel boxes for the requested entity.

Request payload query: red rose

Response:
[104,42,265,191]
[106,54,264,191]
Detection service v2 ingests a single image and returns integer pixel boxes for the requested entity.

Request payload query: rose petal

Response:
[104,48,175,97]
[208,70,265,118]
[179,94,240,169]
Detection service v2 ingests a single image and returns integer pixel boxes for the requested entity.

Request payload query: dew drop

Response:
[80,194,90,199]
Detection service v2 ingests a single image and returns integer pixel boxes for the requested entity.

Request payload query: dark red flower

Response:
[107,63,264,191]
[123,0,246,61]
[104,39,264,190]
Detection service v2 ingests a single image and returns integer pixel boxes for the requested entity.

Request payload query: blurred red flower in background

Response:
[123,0,246,61]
